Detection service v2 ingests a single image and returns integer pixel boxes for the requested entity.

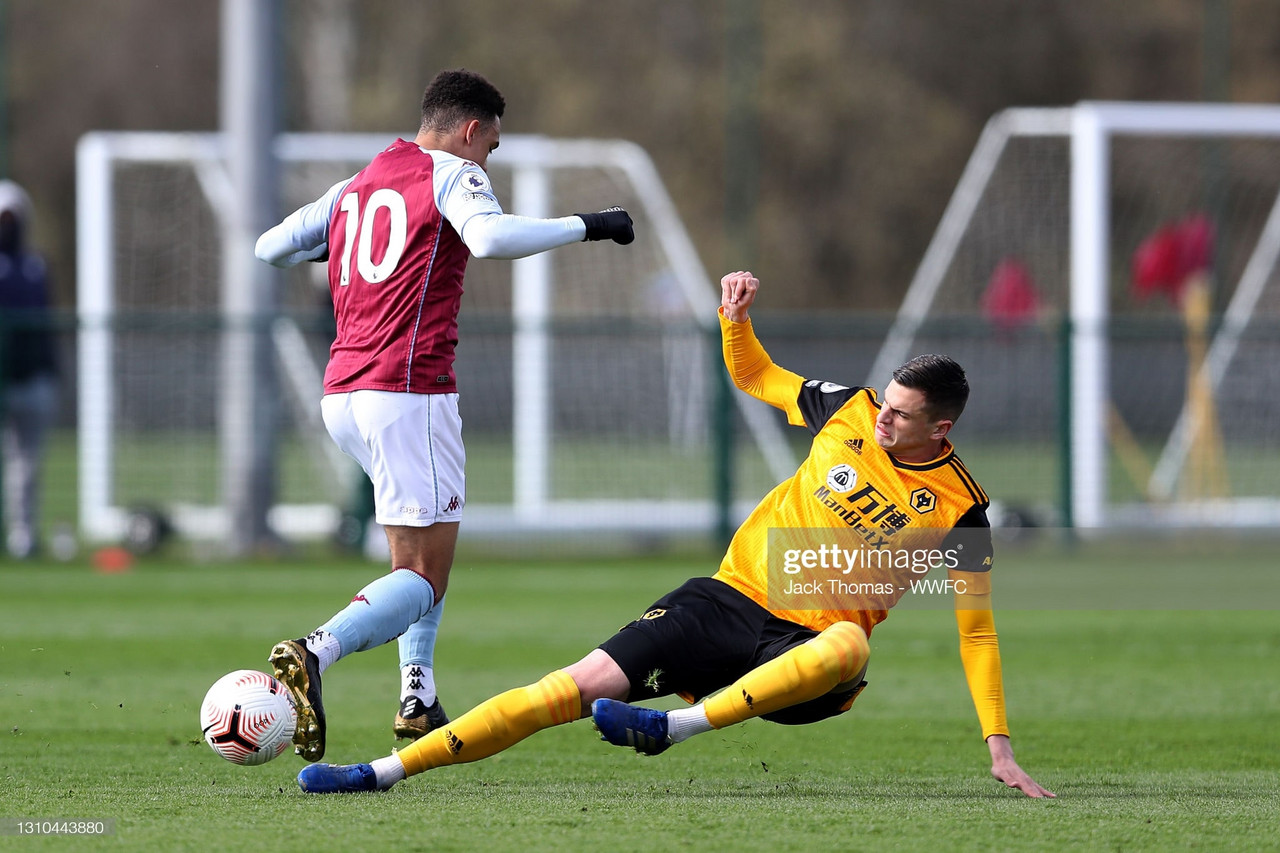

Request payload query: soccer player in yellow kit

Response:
[297,271,1054,798]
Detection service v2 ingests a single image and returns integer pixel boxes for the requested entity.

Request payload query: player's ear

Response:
[930,419,953,440]
[461,119,481,145]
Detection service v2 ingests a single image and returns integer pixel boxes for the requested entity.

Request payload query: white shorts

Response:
[321,390,465,527]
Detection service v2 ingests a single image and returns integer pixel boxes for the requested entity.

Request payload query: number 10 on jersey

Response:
[337,188,408,285]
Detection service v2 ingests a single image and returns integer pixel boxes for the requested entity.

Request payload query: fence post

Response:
[1057,315,1075,535]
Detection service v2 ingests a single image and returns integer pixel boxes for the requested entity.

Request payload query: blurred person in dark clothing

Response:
[0,181,59,559]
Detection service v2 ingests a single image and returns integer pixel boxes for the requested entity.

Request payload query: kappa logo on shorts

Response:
[444,495,461,513]
[640,608,667,621]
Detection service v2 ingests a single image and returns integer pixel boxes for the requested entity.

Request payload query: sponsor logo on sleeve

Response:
[826,464,858,493]
[461,169,491,196]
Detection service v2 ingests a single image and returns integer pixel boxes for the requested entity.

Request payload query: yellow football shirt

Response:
[712,309,1008,739]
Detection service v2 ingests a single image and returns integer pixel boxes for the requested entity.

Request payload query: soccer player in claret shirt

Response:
[296,271,1053,798]
[254,68,634,761]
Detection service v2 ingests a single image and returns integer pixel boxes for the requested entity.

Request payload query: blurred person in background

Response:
[0,180,59,560]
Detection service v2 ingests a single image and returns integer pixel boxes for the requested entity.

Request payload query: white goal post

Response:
[76,132,797,543]
[872,101,1280,529]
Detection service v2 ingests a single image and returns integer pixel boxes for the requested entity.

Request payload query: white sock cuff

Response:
[371,753,407,790]
[666,705,713,743]
[305,629,343,672]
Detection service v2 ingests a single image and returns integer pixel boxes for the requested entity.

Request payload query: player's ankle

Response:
[371,753,407,789]
[666,705,713,743]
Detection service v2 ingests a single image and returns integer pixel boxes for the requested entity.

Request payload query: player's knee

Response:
[563,649,629,712]
[813,621,870,684]
[773,643,836,696]
[390,564,447,601]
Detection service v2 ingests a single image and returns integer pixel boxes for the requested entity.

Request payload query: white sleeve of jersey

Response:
[254,177,351,268]
[432,152,587,260]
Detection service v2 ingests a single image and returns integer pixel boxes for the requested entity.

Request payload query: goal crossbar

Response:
[871,101,1280,529]
[76,131,797,541]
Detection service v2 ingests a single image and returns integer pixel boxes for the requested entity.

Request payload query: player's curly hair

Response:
[420,69,506,134]
[892,354,969,423]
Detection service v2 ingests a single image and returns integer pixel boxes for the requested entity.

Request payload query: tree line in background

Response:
[8,0,1279,311]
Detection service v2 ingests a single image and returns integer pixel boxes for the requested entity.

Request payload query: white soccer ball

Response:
[200,669,297,766]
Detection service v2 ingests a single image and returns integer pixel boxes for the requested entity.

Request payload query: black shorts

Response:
[598,576,867,725]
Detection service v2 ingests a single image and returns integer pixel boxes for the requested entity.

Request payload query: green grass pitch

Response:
[2,543,1277,851]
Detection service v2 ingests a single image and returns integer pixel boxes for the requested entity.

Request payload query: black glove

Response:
[576,206,634,245]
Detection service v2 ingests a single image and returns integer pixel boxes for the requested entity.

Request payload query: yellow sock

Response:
[397,669,580,777]
[704,621,868,729]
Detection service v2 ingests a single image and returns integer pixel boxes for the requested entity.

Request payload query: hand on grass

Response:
[986,735,1056,798]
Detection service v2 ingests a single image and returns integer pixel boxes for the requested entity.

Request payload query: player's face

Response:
[874,381,950,462]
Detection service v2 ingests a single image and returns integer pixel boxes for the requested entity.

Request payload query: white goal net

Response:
[872,102,1280,529]
[76,132,796,545]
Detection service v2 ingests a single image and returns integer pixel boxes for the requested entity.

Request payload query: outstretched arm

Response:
[719,271,807,423]
[459,212,586,259]
[255,178,350,268]
[436,154,632,259]
[956,598,1055,798]
[461,206,632,259]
